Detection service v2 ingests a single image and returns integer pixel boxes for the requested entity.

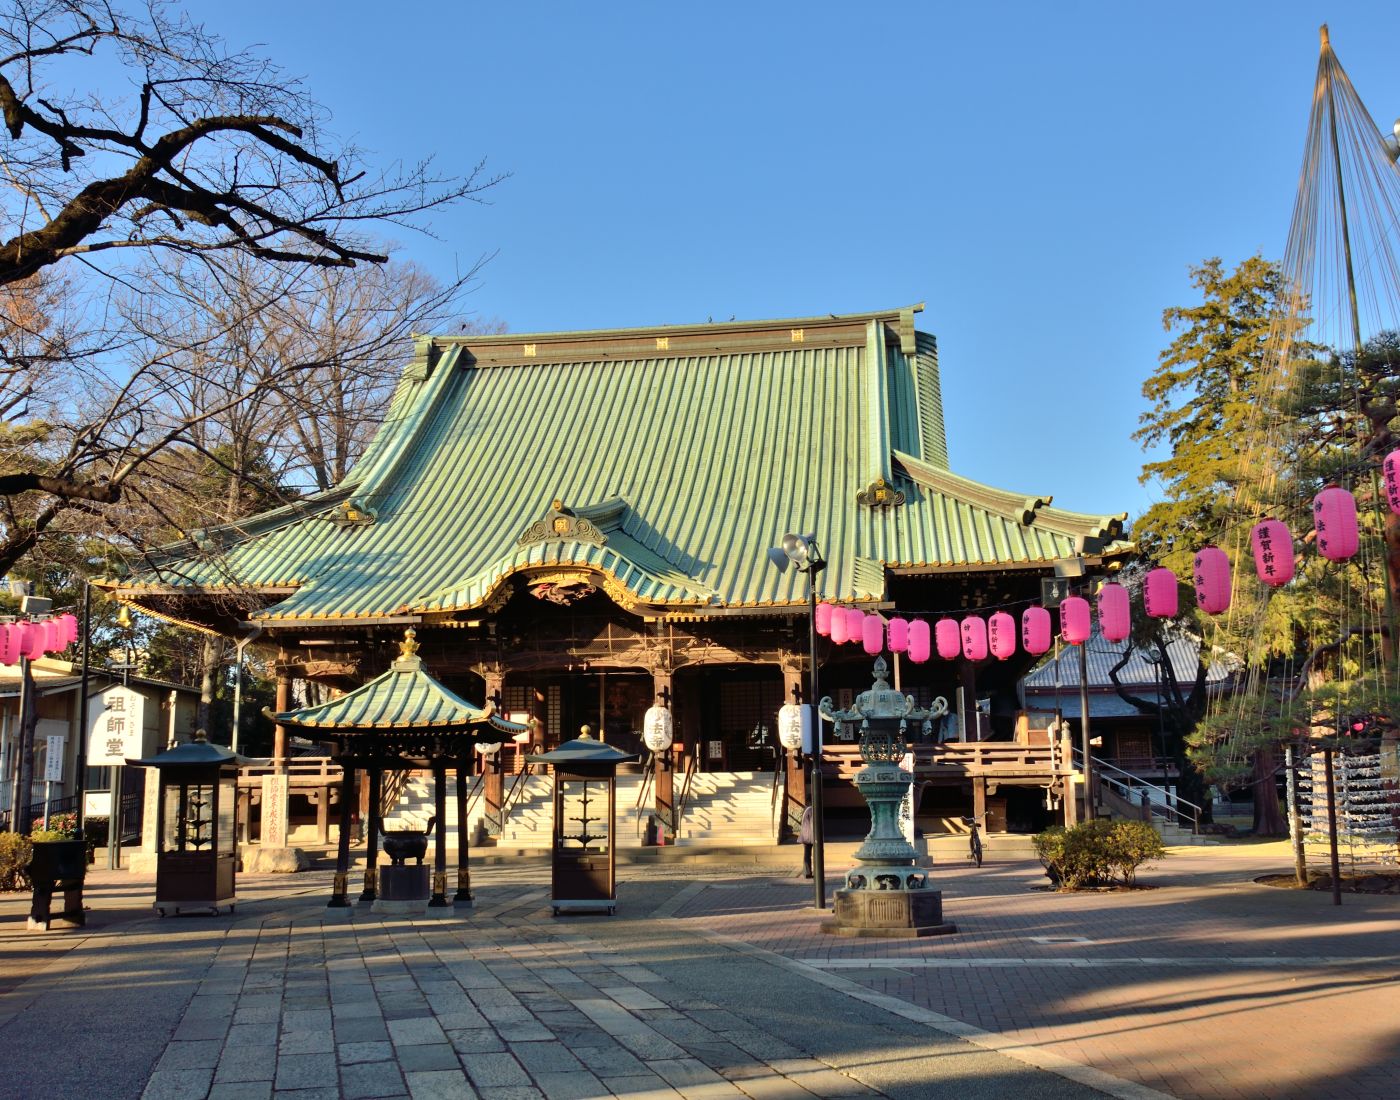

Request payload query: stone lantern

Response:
[819,657,956,937]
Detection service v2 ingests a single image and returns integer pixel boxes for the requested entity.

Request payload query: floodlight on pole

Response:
[768,532,828,910]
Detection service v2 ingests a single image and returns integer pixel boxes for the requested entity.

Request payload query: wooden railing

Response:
[822,741,1060,782]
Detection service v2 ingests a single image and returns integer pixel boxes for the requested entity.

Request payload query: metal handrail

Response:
[673,751,698,837]
[770,759,785,840]
[379,770,410,819]
[499,749,539,825]
[1074,749,1200,833]
[633,754,656,839]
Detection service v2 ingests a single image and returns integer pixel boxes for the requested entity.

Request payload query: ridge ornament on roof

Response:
[518,499,607,548]
[856,476,906,509]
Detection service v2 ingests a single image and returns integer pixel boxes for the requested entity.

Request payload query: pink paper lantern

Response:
[988,611,1016,660]
[19,622,46,660]
[814,602,833,637]
[1097,582,1131,642]
[830,606,850,645]
[960,615,988,661]
[1060,596,1091,645]
[887,617,909,653]
[1193,546,1231,615]
[1021,606,1052,655]
[844,607,866,644]
[40,619,61,653]
[1313,486,1359,561]
[1143,567,1179,619]
[908,619,931,663]
[862,614,884,655]
[935,619,961,660]
[1385,450,1400,516]
[0,624,18,665]
[1250,519,1294,587]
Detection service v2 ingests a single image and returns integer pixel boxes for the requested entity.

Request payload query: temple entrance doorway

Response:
[687,666,784,772]
[505,672,652,762]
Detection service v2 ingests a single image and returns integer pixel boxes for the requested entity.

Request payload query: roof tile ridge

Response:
[893,450,1127,537]
[350,344,464,507]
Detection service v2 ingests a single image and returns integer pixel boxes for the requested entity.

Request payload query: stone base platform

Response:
[821,885,958,938]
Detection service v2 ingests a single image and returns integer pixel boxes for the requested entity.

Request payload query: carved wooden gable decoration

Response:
[517,499,608,548]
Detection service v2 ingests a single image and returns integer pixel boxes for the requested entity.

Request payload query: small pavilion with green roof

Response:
[270,629,526,908]
[106,304,1130,841]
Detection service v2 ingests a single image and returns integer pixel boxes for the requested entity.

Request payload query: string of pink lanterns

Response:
[811,472,1400,663]
[0,613,80,665]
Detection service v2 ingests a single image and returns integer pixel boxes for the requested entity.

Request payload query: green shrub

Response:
[1033,820,1166,890]
[0,832,33,892]
[1107,820,1166,885]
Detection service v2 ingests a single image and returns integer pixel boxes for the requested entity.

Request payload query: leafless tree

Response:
[0,0,499,575]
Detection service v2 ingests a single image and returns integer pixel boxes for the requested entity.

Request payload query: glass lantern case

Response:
[131,731,240,916]
[526,737,638,916]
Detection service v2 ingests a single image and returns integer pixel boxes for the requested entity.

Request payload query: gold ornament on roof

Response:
[399,628,420,660]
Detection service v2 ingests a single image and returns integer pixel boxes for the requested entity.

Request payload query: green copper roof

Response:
[272,650,526,734]
[119,306,1128,622]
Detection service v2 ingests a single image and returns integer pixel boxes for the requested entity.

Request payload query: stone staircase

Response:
[381,769,783,849]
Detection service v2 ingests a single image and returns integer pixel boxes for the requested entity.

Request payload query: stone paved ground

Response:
[1,849,1396,1099]
[671,854,1400,1100]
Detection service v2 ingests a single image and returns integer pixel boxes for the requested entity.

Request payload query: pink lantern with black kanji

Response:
[830,607,850,645]
[1021,606,1052,655]
[908,619,931,663]
[960,615,988,661]
[1193,546,1231,615]
[862,614,884,655]
[815,602,834,637]
[1060,596,1091,644]
[988,611,1017,660]
[0,624,18,665]
[887,617,909,653]
[935,619,961,660]
[1143,567,1179,619]
[1385,450,1400,516]
[1250,519,1294,587]
[1097,582,1130,642]
[1314,485,1359,561]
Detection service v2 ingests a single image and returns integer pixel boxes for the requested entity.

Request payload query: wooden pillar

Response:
[312,787,330,845]
[1061,729,1078,826]
[973,775,987,823]
[361,767,381,901]
[273,652,291,767]
[484,754,504,836]
[780,665,805,842]
[429,761,448,907]
[483,670,505,836]
[328,763,354,907]
[959,661,979,741]
[652,671,674,836]
[455,763,472,903]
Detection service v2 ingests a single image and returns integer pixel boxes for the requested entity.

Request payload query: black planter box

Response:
[28,839,86,931]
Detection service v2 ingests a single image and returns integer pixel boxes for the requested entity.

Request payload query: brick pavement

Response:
[1,862,1102,1100]
[672,855,1400,1100]
[3,851,1395,1099]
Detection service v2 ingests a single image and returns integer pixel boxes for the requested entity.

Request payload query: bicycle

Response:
[961,814,987,868]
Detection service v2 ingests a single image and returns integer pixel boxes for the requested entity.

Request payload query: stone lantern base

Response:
[822,880,957,938]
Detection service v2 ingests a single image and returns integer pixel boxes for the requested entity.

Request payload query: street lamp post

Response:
[767,533,827,910]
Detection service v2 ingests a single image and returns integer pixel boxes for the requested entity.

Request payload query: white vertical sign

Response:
[88,686,146,765]
[44,735,65,782]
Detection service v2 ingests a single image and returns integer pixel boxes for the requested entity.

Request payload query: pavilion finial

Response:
[399,628,419,660]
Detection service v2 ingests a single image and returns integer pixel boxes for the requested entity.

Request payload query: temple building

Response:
[103,305,1130,839]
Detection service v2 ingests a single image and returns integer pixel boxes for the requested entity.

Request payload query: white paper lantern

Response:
[777,703,808,750]
[643,705,674,752]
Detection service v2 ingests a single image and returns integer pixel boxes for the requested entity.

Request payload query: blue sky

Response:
[199,1,1400,522]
